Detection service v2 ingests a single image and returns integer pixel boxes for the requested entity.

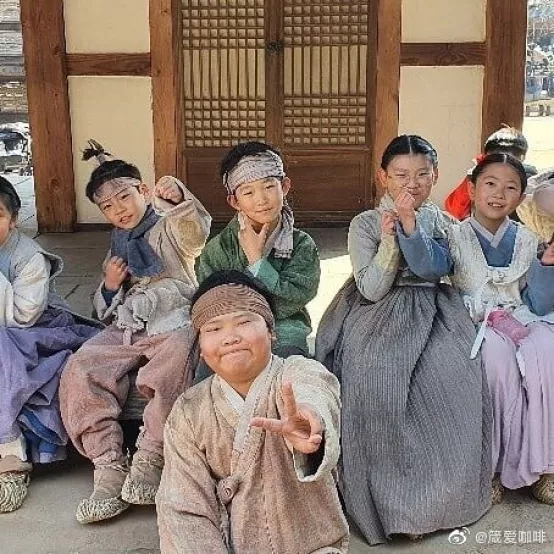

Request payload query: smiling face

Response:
[199,310,273,396]
[97,184,149,230]
[379,154,437,209]
[227,176,291,231]
[0,197,16,247]
[469,162,524,231]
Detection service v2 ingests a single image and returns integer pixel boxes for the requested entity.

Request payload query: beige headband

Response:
[191,283,274,331]
[93,177,142,205]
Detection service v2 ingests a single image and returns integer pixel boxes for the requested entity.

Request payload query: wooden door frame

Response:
[19,0,529,230]
[150,0,185,181]
[20,0,76,232]
[481,0,528,143]
[370,0,402,203]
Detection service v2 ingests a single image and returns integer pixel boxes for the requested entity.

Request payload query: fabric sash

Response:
[110,205,163,277]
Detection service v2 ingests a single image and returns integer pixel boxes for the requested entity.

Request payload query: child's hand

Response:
[104,256,129,291]
[250,382,324,455]
[238,214,269,265]
[381,210,397,237]
[542,241,554,266]
[394,191,417,236]
[154,177,184,204]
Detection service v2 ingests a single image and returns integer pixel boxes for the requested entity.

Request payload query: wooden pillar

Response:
[20,0,76,232]
[150,0,184,181]
[482,0,528,142]
[369,0,402,201]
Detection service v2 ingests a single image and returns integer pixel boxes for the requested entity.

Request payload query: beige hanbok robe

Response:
[157,355,349,554]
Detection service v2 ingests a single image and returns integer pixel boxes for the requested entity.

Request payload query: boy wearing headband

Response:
[59,141,211,524]
[156,270,348,554]
[196,142,320,358]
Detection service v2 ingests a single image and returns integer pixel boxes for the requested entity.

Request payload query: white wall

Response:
[399,66,484,206]
[402,0,486,43]
[63,0,150,53]
[68,77,155,223]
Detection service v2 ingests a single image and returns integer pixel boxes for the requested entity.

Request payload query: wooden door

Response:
[181,0,374,224]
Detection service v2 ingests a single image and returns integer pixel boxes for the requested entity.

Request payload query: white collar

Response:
[469,217,510,248]
[217,356,273,414]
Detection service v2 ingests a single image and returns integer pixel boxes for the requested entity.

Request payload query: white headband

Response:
[93,177,141,205]
[224,151,285,195]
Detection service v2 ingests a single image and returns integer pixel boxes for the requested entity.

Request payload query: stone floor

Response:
[2,175,554,553]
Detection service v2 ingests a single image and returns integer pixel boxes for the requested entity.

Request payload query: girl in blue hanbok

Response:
[0,177,99,513]
[447,154,554,503]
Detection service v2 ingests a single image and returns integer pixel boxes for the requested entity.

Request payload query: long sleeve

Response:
[154,178,212,260]
[252,234,320,320]
[281,358,341,482]
[348,211,400,302]
[0,253,50,328]
[521,258,554,316]
[196,224,320,321]
[397,222,453,281]
[92,251,126,321]
[157,401,228,554]
[195,233,234,284]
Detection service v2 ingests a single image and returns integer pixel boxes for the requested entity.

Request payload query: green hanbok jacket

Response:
[196,216,321,354]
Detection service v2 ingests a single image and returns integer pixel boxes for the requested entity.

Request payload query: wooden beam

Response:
[150,0,184,180]
[482,0,527,143]
[20,0,76,232]
[401,42,486,66]
[265,0,284,147]
[67,53,151,76]
[370,0,402,201]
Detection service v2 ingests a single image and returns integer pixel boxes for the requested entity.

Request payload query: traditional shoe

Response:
[76,464,129,524]
[492,476,504,505]
[532,474,554,505]
[121,450,163,505]
[0,472,31,513]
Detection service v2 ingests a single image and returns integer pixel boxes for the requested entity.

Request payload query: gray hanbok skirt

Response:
[316,278,492,545]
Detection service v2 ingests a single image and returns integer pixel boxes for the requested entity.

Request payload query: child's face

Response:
[0,199,16,247]
[98,184,149,230]
[469,163,524,223]
[199,310,273,393]
[227,177,291,228]
[379,154,437,209]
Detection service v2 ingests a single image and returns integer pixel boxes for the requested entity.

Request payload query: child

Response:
[156,270,348,554]
[0,177,100,513]
[59,141,211,524]
[447,154,554,503]
[316,135,491,545]
[196,141,320,358]
[445,126,537,220]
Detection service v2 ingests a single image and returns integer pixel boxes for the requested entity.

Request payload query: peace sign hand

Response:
[250,381,324,455]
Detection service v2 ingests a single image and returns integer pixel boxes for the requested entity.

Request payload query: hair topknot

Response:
[82,139,111,164]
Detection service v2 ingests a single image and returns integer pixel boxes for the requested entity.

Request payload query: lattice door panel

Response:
[283,1,369,146]
[182,0,266,148]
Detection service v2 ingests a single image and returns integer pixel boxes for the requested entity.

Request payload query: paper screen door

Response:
[182,0,374,222]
